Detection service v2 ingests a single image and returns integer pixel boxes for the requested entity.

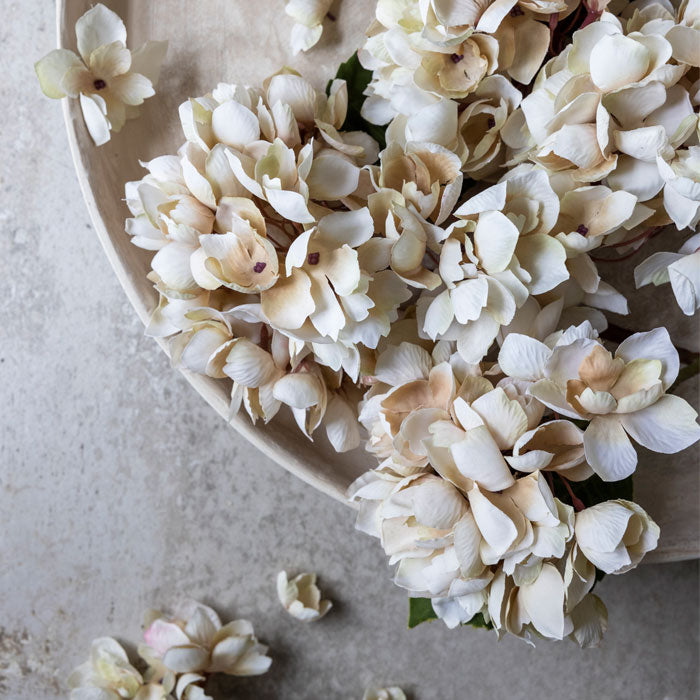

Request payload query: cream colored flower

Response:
[516,16,689,187]
[36,3,166,145]
[261,208,374,341]
[499,328,700,480]
[141,603,272,677]
[68,637,166,700]
[457,75,523,179]
[276,571,333,621]
[635,232,700,315]
[420,167,569,363]
[359,0,550,124]
[285,0,333,54]
[574,499,660,573]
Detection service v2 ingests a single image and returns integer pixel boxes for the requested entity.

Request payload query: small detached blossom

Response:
[36,3,166,145]
[277,571,333,621]
[141,603,272,677]
[362,687,407,700]
[285,0,334,54]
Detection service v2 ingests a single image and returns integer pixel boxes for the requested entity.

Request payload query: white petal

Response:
[498,334,551,381]
[620,394,700,454]
[79,93,111,146]
[212,100,260,148]
[306,154,360,200]
[75,3,127,62]
[583,416,637,481]
[519,563,566,640]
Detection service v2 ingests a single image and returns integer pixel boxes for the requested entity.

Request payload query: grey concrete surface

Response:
[1,2,698,699]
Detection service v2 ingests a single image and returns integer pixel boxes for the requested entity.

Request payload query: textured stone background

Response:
[1,2,698,699]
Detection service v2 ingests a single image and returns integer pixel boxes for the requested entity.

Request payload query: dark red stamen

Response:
[93,79,107,90]
[307,252,320,265]
[487,117,496,129]
[510,5,524,15]
[450,54,464,63]
[576,224,589,235]
[253,262,266,273]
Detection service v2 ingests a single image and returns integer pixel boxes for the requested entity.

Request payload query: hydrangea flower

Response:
[36,4,166,145]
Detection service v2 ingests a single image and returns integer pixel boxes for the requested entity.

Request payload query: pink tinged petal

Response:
[498,334,551,381]
[35,49,83,98]
[619,394,700,454]
[79,93,111,146]
[75,4,127,63]
[615,327,678,389]
[130,40,168,85]
[583,416,637,481]
[519,563,566,640]
[453,428,515,492]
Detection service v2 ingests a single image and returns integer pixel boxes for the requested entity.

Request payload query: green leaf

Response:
[463,612,493,630]
[327,52,386,151]
[408,597,438,628]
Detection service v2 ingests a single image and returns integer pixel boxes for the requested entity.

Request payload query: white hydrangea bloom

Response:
[36,3,166,145]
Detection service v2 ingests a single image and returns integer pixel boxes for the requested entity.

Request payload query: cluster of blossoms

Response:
[68,603,271,699]
[68,595,404,698]
[111,0,700,645]
[36,4,166,145]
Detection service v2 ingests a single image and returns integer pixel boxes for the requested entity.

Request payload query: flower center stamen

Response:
[450,54,464,63]
[487,117,496,129]
[510,5,524,15]
[576,224,589,235]
[307,252,320,265]
[93,79,107,90]
[253,262,266,273]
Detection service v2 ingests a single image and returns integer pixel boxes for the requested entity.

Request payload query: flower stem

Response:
[559,474,585,512]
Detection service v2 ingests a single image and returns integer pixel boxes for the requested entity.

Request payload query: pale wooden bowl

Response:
[57,0,699,563]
